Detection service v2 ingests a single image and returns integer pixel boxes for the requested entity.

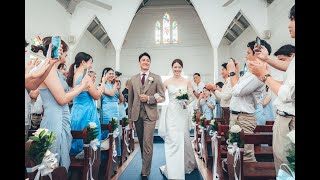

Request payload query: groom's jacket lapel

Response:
[135,73,141,95]
[143,72,153,94]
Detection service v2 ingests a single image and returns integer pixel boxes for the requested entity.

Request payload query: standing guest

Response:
[122,80,129,115]
[197,87,216,120]
[67,52,105,157]
[32,37,90,170]
[248,5,295,172]
[213,82,224,119]
[206,63,232,125]
[192,73,205,110]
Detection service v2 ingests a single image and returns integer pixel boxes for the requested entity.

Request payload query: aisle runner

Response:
[118,142,203,180]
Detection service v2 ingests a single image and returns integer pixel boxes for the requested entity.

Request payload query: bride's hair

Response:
[171,59,183,68]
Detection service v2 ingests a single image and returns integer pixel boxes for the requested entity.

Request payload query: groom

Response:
[128,52,165,178]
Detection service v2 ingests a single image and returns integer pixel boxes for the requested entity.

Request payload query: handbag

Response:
[276,163,295,180]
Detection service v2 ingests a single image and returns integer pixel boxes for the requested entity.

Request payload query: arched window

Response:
[172,21,178,43]
[163,13,170,44]
[155,13,178,44]
[155,21,161,44]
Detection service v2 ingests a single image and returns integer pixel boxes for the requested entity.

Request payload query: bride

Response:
[158,59,198,180]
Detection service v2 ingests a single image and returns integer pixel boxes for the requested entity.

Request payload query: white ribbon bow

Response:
[108,128,120,163]
[123,125,132,153]
[226,140,241,180]
[197,126,204,156]
[83,139,100,180]
[210,130,219,180]
[26,150,58,180]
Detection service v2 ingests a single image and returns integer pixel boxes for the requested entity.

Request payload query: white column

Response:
[213,47,219,84]
[115,49,121,71]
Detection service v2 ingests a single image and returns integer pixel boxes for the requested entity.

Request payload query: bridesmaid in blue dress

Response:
[67,52,106,156]
[100,68,124,159]
[34,37,90,171]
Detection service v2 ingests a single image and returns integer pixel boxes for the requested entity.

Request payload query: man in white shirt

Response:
[248,5,295,173]
[192,73,205,110]
[206,63,232,125]
[228,40,272,162]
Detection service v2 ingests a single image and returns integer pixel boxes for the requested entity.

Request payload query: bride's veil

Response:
[157,68,185,140]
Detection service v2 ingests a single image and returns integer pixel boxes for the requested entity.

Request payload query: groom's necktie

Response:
[141,73,146,85]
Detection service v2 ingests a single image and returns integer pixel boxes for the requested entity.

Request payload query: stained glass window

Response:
[163,13,170,44]
[155,21,161,44]
[172,21,178,43]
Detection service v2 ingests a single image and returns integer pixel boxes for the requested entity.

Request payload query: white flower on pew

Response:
[32,128,49,138]
[210,119,216,125]
[287,130,295,144]
[230,125,242,133]
[89,122,97,129]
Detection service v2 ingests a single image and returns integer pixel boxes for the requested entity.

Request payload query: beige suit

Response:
[128,72,165,175]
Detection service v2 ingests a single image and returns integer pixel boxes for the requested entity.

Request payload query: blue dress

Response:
[100,82,121,156]
[69,75,102,156]
[263,95,275,121]
[39,70,72,171]
[255,93,267,125]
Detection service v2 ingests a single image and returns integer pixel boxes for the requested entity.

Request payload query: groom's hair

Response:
[139,52,151,62]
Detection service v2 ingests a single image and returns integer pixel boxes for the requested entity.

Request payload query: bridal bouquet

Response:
[176,88,189,109]
[28,128,55,164]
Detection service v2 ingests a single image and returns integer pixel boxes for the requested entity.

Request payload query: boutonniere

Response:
[148,77,154,84]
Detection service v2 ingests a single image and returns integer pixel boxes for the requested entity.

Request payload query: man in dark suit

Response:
[122,80,129,115]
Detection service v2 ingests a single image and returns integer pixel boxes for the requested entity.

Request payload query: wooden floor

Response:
[113,139,213,180]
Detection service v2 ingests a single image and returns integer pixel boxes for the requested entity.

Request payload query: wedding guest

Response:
[228,39,271,162]
[213,82,224,119]
[262,86,275,121]
[89,70,97,84]
[192,73,205,110]
[206,63,232,125]
[29,89,43,130]
[118,81,128,120]
[66,52,105,157]
[122,80,129,115]
[25,39,58,135]
[247,5,295,172]
[197,87,216,120]
[32,37,90,170]
[58,63,68,79]
[100,67,124,160]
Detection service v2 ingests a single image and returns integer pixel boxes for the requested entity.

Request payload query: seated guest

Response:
[197,87,216,120]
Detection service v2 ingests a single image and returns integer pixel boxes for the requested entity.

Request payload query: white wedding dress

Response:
[158,84,197,180]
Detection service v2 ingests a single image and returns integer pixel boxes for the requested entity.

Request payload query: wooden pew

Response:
[120,119,132,165]
[100,123,114,180]
[212,125,274,179]
[69,127,101,180]
[25,140,68,180]
[226,131,276,179]
[193,111,202,153]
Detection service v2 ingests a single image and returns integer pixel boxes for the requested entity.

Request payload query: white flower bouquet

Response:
[175,88,189,109]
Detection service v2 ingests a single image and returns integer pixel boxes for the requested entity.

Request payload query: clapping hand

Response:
[205,83,215,91]
[247,59,270,78]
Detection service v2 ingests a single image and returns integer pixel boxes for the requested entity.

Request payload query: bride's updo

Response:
[171,59,183,68]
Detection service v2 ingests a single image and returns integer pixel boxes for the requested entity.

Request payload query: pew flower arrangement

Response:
[85,122,99,144]
[210,119,218,131]
[28,128,55,164]
[199,115,205,127]
[192,111,197,123]
[286,130,295,172]
[111,117,119,131]
[228,125,244,148]
[123,115,129,127]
